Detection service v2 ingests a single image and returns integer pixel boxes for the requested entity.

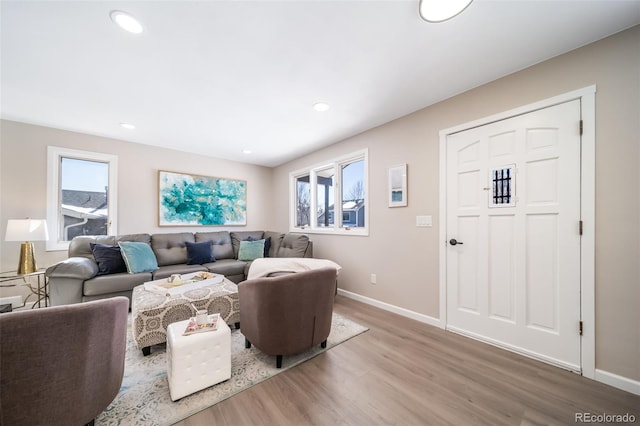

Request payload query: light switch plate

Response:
[416,215,432,227]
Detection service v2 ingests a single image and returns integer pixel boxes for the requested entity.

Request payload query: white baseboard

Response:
[337,289,442,328]
[595,369,640,396]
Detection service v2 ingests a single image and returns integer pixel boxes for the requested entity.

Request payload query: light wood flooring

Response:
[175,296,639,425]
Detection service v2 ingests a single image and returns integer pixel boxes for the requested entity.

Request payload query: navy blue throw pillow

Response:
[247,236,271,257]
[186,240,215,265]
[263,236,271,257]
[90,243,127,275]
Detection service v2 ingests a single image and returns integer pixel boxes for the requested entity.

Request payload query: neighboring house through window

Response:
[46,146,118,251]
[290,149,368,236]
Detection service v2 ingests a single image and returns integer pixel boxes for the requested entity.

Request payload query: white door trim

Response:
[438,86,596,380]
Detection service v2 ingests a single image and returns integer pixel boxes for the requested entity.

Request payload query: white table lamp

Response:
[5,219,49,275]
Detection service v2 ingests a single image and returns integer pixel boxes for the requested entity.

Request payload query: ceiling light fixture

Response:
[419,0,473,23]
[313,102,330,112]
[120,122,136,130]
[242,149,252,155]
[110,10,143,34]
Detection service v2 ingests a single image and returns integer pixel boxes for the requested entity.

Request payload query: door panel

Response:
[526,213,558,331]
[446,100,581,371]
[488,214,516,322]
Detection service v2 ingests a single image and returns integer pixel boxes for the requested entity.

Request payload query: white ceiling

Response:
[2,1,639,167]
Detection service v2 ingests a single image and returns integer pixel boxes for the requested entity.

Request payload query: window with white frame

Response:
[46,146,118,251]
[290,149,368,235]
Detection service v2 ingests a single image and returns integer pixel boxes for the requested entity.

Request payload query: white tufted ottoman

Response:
[166,317,231,401]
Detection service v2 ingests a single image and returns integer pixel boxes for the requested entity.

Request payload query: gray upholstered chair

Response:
[0,296,129,426]
[238,267,336,368]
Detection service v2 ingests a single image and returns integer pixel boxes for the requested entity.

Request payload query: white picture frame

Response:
[388,164,408,207]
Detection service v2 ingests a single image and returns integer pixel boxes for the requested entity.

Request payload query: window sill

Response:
[290,227,369,237]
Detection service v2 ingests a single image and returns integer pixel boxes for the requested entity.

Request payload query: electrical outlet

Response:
[0,295,23,309]
[370,273,377,284]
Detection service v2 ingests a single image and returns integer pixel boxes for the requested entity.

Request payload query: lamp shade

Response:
[5,219,49,242]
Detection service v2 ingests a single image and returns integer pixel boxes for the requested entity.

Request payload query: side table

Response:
[0,270,49,308]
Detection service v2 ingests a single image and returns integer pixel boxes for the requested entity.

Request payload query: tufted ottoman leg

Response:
[166,317,231,401]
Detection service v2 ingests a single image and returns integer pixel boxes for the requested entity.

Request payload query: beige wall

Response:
[0,121,273,299]
[273,26,640,381]
[1,25,637,384]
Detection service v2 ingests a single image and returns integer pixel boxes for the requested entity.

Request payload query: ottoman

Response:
[166,317,231,401]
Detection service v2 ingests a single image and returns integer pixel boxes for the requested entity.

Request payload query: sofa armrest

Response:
[46,257,99,280]
[46,258,99,306]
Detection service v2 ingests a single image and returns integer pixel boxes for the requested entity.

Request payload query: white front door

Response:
[446,99,582,372]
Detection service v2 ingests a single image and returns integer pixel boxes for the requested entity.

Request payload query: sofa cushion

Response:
[204,258,247,279]
[230,231,264,258]
[69,234,151,259]
[195,231,234,260]
[83,271,152,296]
[277,234,310,258]
[90,243,127,275]
[186,240,215,265]
[151,233,194,266]
[238,240,265,261]
[118,242,159,274]
[152,264,208,280]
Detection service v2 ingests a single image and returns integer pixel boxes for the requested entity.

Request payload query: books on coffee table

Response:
[183,313,219,336]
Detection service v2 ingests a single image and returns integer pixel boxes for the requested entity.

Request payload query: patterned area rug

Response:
[96,313,368,426]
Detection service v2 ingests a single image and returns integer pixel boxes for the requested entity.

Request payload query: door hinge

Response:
[579,220,583,235]
[579,321,583,336]
[579,120,583,136]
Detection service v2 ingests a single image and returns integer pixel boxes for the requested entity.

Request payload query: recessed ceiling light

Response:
[313,102,330,112]
[110,10,143,34]
[242,149,252,155]
[120,122,136,130]
[419,0,473,23]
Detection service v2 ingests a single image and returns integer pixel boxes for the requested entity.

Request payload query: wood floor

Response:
[175,296,639,426]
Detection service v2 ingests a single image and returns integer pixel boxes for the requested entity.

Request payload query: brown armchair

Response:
[238,267,337,368]
[0,296,129,426]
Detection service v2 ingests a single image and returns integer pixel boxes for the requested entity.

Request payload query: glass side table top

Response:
[0,269,48,308]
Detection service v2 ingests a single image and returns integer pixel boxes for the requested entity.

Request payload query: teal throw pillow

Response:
[118,241,159,274]
[237,239,265,261]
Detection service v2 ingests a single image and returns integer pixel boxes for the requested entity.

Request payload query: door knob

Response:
[449,238,463,246]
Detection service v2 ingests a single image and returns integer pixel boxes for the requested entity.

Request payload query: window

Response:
[295,175,311,227]
[290,149,368,235]
[47,147,118,251]
[489,165,515,208]
[315,166,334,228]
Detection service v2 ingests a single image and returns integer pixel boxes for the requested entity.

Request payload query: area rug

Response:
[96,313,368,426]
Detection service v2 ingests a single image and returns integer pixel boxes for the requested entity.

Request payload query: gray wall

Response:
[272,26,640,381]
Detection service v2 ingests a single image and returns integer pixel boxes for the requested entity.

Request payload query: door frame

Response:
[438,86,596,379]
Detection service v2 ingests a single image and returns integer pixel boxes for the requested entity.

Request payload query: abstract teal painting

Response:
[159,171,247,226]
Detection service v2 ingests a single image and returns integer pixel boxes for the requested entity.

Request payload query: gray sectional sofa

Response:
[45,230,312,306]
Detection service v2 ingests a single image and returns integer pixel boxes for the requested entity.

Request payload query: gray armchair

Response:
[238,267,336,368]
[0,296,129,426]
